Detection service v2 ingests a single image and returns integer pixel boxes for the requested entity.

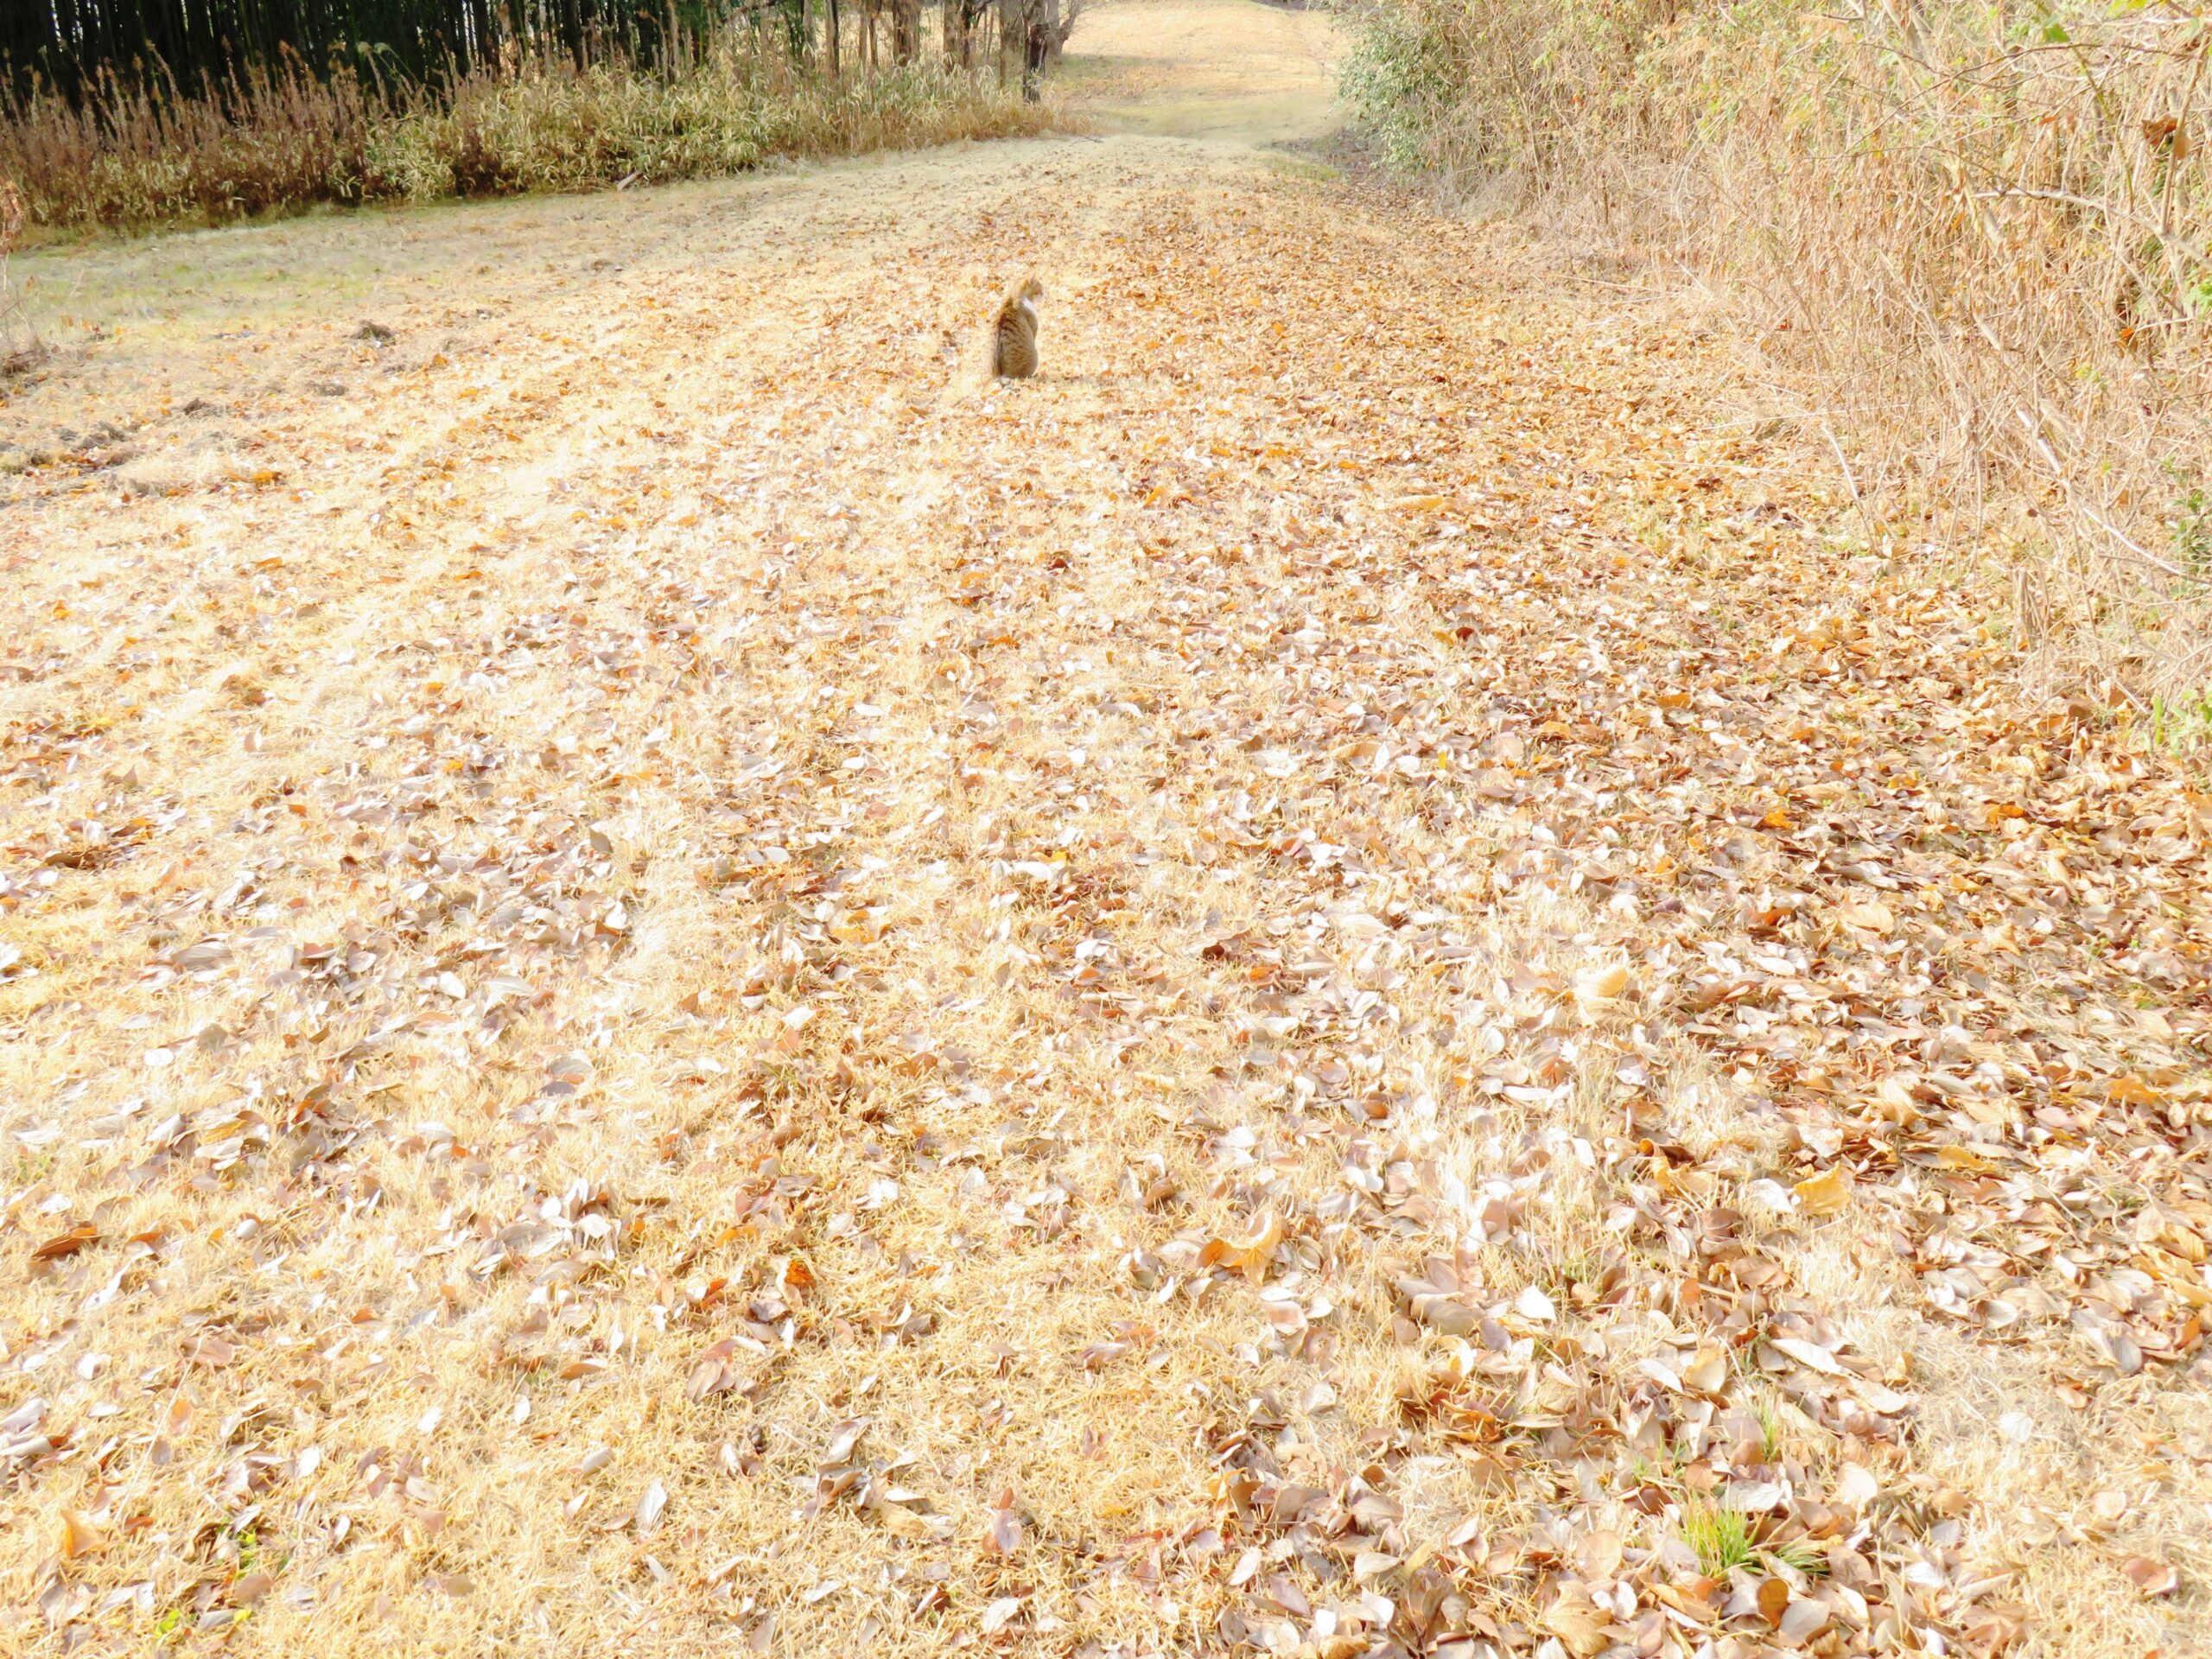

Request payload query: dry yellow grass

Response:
[1341,0,2212,705]
[0,36,1060,238]
[2,5,2209,1657]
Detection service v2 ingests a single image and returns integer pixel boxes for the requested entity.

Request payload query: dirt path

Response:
[1061,0,1339,143]
[3,7,2209,1657]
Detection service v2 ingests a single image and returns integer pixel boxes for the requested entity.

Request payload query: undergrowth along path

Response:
[2,3,2209,1656]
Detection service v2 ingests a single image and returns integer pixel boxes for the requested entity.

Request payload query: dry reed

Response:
[0,34,1057,239]
[1344,0,2212,715]
[0,174,41,377]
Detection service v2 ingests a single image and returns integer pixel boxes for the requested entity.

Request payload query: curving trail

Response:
[2,6,2209,1656]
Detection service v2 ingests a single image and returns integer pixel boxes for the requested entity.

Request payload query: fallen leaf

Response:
[983,1492,1022,1557]
[1573,1528,1622,1581]
[58,1510,105,1558]
[30,1224,99,1262]
[1757,1575,1790,1628]
[2121,1554,2178,1597]
[1353,1548,1400,1582]
[1574,962,1630,1010]
[1770,1336,1844,1375]
[1514,1285,1556,1323]
[1681,1344,1729,1394]
[1834,897,1895,936]
[1201,1211,1284,1282]
[1792,1166,1853,1217]
[1542,1584,1612,1656]
[1935,1144,2000,1174]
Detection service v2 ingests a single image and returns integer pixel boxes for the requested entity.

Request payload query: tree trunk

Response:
[998,0,1039,94]
[827,0,841,75]
[464,0,497,76]
[1023,0,1047,97]
[559,0,588,71]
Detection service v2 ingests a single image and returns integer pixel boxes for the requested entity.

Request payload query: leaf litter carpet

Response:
[3,133,2211,1659]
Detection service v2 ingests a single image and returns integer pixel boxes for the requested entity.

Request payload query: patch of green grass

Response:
[1762,1536,1828,1576]
[1754,1395,1783,1462]
[1681,1494,1827,1578]
[2166,464,2212,577]
[1681,1497,1755,1576]
[2145,691,2212,755]
[1542,1247,1603,1298]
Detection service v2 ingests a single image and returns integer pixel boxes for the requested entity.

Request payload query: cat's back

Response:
[994,302,1038,378]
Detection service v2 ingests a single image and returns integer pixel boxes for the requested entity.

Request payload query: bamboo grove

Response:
[4,0,1077,101]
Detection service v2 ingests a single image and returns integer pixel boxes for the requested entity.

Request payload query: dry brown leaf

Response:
[1572,1528,1622,1581]
[1573,961,1630,1015]
[1770,1336,1844,1375]
[2121,1554,2179,1597]
[1542,1584,1613,1656]
[1681,1344,1729,1395]
[1757,1575,1791,1628]
[1792,1166,1853,1217]
[982,1492,1022,1557]
[58,1510,105,1559]
[1201,1210,1284,1282]
[1834,897,1895,936]
[30,1224,98,1262]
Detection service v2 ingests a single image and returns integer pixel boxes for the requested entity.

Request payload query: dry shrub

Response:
[0,33,1056,238]
[1344,0,2212,709]
[0,172,42,378]
[0,53,387,227]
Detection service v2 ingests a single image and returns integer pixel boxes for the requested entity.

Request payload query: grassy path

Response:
[3,5,2209,1655]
